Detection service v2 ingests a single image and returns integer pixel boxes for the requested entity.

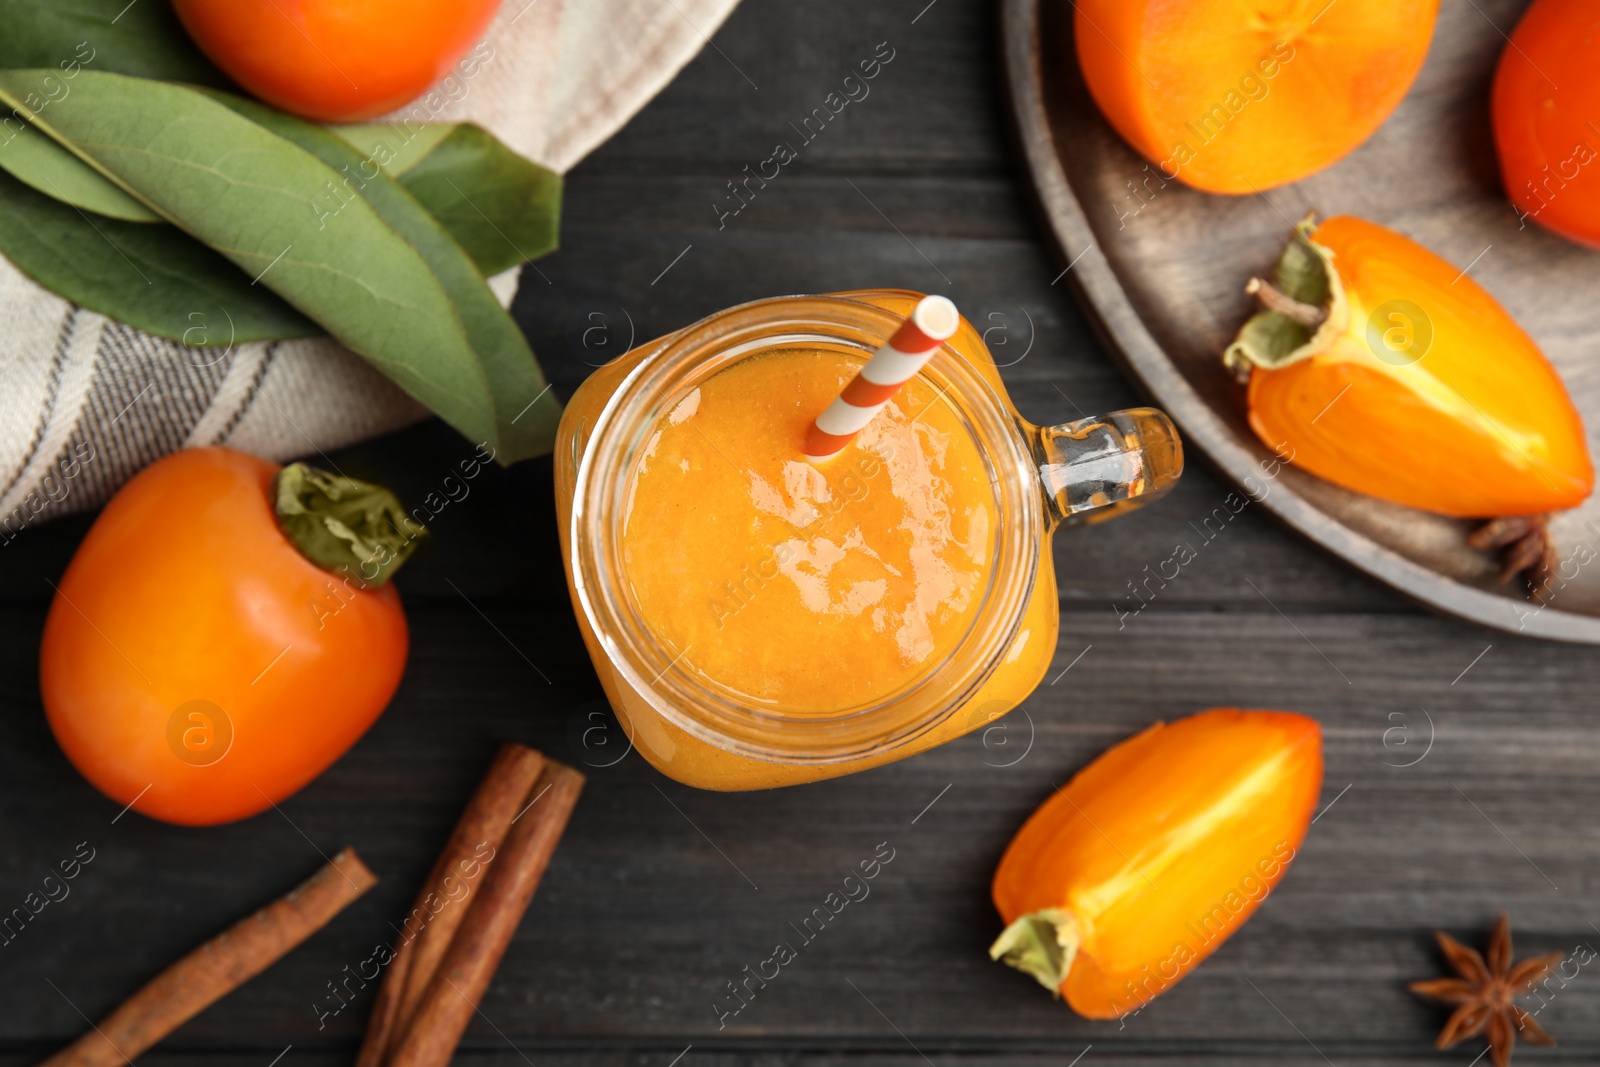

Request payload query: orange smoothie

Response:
[556,290,1065,791]
[620,347,995,712]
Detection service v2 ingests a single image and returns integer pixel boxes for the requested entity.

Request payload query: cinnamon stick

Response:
[40,848,376,1067]
[357,743,545,1066]
[387,760,585,1067]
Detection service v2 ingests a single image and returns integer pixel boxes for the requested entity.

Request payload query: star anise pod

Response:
[1469,516,1559,601]
[1409,912,1564,1067]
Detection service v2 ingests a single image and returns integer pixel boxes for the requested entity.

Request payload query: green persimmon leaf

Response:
[203,93,561,458]
[0,119,159,222]
[0,111,561,367]
[0,1,226,85]
[0,70,537,458]
[396,124,562,277]
[332,122,562,277]
[0,167,318,343]
[330,122,456,178]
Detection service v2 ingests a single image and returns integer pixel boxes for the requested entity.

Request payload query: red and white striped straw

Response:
[803,295,961,460]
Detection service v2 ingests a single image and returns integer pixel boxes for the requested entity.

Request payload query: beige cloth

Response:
[0,0,741,536]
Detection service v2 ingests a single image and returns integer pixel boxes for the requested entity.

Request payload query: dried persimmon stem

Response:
[1245,276,1326,328]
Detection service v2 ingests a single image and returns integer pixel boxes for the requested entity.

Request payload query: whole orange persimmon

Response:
[1076,0,1439,194]
[172,0,503,123]
[40,448,422,826]
[1493,0,1600,248]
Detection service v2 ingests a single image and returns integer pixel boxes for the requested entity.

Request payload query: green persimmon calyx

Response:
[272,463,426,587]
[989,907,1080,994]
[1223,214,1349,380]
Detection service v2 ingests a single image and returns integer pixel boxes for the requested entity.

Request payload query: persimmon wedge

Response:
[990,709,1323,1018]
[1076,0,1440,193]
[1227,215,1593,519]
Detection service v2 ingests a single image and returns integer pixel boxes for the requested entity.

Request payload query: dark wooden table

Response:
[4,2,1598,1064]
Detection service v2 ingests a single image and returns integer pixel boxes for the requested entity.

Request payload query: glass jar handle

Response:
[1026,408,1183,528]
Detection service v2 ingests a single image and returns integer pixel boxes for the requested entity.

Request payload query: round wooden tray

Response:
[1001,0,1600,643]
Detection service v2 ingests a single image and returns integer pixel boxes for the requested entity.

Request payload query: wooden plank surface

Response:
[3,1,1598,1065]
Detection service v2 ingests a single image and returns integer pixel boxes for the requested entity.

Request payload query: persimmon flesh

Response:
[1075,0,1440,194]
[173,0,503,123]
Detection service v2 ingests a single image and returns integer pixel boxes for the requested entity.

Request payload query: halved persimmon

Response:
[1075,0,1440,194]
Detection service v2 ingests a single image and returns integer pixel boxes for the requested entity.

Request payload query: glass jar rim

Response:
[570,293,1043,764]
